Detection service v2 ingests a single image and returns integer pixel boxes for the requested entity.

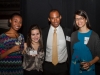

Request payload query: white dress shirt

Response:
[45,25,68,63]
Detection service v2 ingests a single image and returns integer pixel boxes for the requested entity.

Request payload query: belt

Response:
[45,61,66,65]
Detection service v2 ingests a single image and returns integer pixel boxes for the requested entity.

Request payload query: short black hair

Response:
[48,9,61,18]
[8,13,22,27]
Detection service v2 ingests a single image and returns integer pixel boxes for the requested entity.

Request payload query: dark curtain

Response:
[20,0,100,38]
[20,0,100,75]
[20,0,71,39]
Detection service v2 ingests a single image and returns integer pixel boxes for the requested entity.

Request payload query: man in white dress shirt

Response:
[42,9,71,75]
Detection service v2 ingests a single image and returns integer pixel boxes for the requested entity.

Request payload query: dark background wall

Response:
[20,0,69,39]
[0,0,20,19]
[21,0,100,39]
[20,0,100,75]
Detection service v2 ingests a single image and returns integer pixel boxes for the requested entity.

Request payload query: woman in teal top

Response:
[70,10,100,75]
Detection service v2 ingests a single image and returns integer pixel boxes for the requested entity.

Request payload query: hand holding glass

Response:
[15,36,22,53]
[80,61,90,70]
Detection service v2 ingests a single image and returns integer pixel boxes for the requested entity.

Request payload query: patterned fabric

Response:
[70,30,95,75]
[0,33,24,75]
[23,47,44,71]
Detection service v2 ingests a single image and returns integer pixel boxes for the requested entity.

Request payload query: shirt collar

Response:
[50,25,61,32]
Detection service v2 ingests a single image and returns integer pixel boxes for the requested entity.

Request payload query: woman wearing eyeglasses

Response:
[70,10,100,75]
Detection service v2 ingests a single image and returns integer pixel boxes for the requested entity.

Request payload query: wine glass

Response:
[15,35,22,53]
[80,59,87,71]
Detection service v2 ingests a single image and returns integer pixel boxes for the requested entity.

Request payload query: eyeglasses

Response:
[75,17,84,21]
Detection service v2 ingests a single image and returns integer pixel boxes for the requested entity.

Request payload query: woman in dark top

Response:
[70,10,100,75]
[23,24,44,75]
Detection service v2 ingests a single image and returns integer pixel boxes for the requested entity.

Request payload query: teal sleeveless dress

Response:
[70,30,95,75]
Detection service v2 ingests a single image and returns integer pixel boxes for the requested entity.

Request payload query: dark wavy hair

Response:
[73,10,92,31]
[26,24,43,51]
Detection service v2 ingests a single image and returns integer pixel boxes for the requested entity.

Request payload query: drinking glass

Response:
[80,60,87,71]
[15,35,22,53]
